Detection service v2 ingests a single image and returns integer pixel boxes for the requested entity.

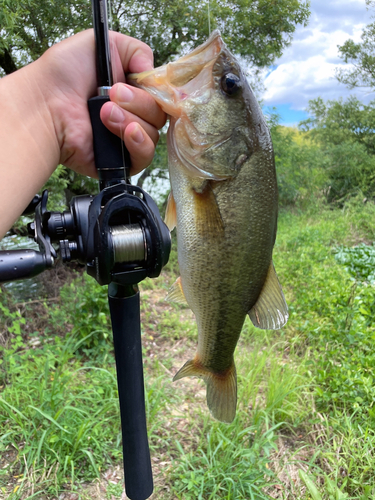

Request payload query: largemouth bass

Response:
[129,31,288,423]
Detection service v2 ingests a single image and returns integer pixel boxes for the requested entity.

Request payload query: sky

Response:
[262,0,373,126]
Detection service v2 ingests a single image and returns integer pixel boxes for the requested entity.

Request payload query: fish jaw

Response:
[127,30,223,117]
[129,31,256,181]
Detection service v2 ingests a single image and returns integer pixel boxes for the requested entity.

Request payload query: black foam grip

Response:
[88,96,130,189]
[108,283,153,500]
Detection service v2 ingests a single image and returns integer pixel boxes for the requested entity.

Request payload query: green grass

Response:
[3,199,375,498]
[0,333,121,497]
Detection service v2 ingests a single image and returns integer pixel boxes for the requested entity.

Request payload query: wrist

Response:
[1,60,61,174]
[0,61,61,236]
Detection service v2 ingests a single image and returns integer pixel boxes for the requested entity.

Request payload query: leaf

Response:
[28,405,71,434]
[299,470,323,500]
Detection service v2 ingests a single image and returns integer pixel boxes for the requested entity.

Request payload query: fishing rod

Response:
[0,1,171,499]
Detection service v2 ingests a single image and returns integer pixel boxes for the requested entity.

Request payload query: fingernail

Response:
[117,84,133,103]
[109,104,125,123]
[131,124,144,144]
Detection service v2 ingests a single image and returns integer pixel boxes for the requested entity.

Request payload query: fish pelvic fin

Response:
[173,358,237,423]
[166,276,188,305]
[249,261,289,330]
[165,191,177,231]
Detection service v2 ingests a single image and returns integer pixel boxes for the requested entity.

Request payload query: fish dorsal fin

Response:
[165,191,177,231]
[166,276,188,305]
[248,262,288,330]
[193,181,224,236]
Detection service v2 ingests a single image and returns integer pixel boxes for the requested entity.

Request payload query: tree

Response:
[0,0,310,211]
[336,0,375,90]
[266,110,327,207]
[1,0,310,73]
[299,97,375,203]
[300,97,375,154]
[0,0,92,75]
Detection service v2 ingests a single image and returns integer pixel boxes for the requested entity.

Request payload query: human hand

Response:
[34,29,166,178]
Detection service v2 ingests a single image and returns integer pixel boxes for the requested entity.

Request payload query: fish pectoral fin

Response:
[173,358,237,423]
[166,276,188,305]
[165,191,177,231]
[248,261,289,330]
[193,181,224,236]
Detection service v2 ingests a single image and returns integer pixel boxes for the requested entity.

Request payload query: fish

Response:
[128,31,288,423]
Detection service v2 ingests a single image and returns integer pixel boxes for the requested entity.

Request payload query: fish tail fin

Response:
[173,358,237,423]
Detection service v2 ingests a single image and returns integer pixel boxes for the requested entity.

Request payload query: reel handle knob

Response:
[0,249,49,283]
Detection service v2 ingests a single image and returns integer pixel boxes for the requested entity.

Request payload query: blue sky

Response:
[261,0,372,126]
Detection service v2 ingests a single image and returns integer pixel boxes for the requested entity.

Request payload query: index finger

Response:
[110,32,154,85]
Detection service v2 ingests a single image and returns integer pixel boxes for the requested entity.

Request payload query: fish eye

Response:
[221,73,242,96]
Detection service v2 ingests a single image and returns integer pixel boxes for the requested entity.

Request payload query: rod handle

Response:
[88,95,131,190]
[108,283,153,500]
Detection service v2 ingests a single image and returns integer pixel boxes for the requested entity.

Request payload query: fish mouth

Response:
[127,30,224,116]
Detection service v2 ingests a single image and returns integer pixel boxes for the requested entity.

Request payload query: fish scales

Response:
[129,31,288,423]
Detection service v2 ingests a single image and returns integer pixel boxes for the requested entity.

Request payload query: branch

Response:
[136,169,151,189]
[0,47,18,74]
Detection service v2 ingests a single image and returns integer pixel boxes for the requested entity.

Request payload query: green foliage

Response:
[0,288,26,348]
[299,97,375,203]
[334,243,375,282]
[271,205,375,497]
[0,334,122,496]
[122,0,310,68]
[0,0,91,71]
[49,273,111,350]
[275,207,375,424]
[170,423,278,499]
[0,0,310,71]
[270,123,328,207]
[336,1,375,90]
[300,97,375,155]
[299,470,349,500]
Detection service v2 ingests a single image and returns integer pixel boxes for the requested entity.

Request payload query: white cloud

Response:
[262,0,374,112]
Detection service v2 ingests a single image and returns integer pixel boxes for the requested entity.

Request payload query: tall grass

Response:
[2,199,375,498]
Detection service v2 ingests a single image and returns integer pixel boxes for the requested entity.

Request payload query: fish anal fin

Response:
[166,276,187,305]
[165,191,177,231]
[173,357,237,423]
[193,182,224,236]
[249,261,289,330]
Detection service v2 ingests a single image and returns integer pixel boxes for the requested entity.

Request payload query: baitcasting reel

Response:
[0,183,170,288]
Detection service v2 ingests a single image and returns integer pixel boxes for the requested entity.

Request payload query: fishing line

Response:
[207,0,211,35]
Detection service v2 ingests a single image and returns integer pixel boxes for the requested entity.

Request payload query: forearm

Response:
[0,61,60,238]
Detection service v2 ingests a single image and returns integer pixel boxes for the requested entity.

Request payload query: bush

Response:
[49,273,111,350]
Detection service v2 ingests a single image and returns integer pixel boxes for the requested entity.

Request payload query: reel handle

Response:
[0,249,49,283]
